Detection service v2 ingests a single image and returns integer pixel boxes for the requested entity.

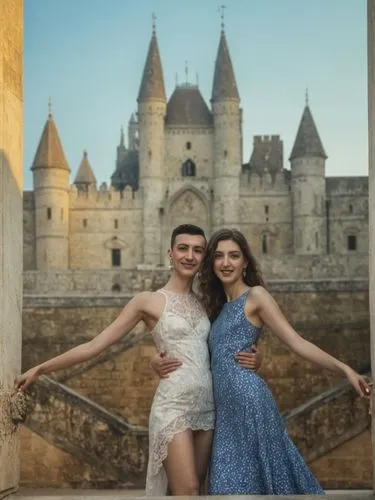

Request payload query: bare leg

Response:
[194,429,213,493]
[194,430,213,485]
[163,429,200,496]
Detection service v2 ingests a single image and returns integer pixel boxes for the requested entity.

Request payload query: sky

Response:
[24,0,368,190]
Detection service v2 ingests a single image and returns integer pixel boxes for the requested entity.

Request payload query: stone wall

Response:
[20,281,371,487]
[22,255,369,299]
[310,430,372,488]
[0,0,23,496]
[68,186,143,269]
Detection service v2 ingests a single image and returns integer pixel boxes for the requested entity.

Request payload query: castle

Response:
[23,23,369,274]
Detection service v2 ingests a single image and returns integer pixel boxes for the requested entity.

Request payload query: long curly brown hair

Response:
[200,229,266,322]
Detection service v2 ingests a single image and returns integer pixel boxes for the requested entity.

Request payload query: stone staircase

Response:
[285,370,371,462]
[24,376,148,488]
[22,369,370,488]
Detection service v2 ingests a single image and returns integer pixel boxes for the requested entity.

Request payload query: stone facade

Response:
[22,26,369,273]
[0,0,23,496]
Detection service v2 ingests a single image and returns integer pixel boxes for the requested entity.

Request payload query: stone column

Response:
[368,0,375,491]
[0,0,23,497]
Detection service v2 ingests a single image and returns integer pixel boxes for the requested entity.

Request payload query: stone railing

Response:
[23,253,369,296]
[284,369,371,462]
[24,376,148,488]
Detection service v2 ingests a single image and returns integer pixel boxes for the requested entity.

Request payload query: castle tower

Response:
[289,96,327,255]
[31,103,70,269]
[211,24,241,231]
[74,150,97,191]
[137,18,166,264]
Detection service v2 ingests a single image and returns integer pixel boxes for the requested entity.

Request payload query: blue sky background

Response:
[24,0,367,190]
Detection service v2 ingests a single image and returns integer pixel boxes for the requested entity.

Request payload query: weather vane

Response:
[305,87,309,106]
[48,96,52,116]
[218,4,227,31]
[152,12,156,34]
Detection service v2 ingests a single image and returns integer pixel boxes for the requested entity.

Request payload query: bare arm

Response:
[15,292,150,391]
[252,286,370,397]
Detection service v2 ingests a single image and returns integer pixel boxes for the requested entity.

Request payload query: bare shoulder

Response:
[131,290,164,309]
[248,285,270,303]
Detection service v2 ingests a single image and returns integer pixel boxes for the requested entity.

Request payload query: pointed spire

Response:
[289,100,327,161]
[31,105,70,171]
[137,15,166,103]
[74,150,97,188]
[211,29,239,102]
[120,126,125,147]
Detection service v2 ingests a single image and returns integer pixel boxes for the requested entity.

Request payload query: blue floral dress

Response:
[208,290,325,495]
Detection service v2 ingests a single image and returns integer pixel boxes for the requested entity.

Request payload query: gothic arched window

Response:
[182,159,196,177]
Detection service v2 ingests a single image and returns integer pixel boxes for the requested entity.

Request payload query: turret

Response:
[137,18,167,264]
[31,102,70,269]
[290,95,327,255]
[74,150,97,192]
[211,23,241,231]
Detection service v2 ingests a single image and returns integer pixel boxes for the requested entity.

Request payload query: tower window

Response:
[182,158,196,177]
[261,234,268,255]
[347,235,357,251]
[112,249,121,267]
[224,150,228,158]
[47,207,52,220]
[114,219,118,229]
[83,219,87,228]
[265,205,269,215]
[349,204,353,214]
[186,141,191,150]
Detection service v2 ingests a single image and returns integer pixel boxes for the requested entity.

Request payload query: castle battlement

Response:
[69,184,143,209]
[253,134,281,144]
[240,167,291,193]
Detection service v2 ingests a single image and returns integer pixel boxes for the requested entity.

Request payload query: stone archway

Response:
[1,1,375,496]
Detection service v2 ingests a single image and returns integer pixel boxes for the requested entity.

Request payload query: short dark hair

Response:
[170,224,206,248]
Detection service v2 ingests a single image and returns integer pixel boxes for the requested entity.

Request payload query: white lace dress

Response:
[146,289,215,496]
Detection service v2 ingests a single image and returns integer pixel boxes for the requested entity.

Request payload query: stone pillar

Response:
[368,0,375,491]
[0,0,23,497]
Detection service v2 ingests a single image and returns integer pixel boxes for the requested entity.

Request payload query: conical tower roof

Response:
[74,150,97,187]
[138,27,166,102]
[211,30,239,102]
[289,104,327,161]
[31,111,70,171]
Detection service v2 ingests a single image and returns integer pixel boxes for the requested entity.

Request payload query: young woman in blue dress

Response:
[155,227,370,495]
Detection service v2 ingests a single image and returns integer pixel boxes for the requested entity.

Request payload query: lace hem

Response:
[148,413,214,477]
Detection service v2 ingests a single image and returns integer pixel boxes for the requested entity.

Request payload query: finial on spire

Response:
[185,60,189,85]
[48,96,52,117]
[305,88,309,106]
[218,4,226,32]
[152,12,156,35]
